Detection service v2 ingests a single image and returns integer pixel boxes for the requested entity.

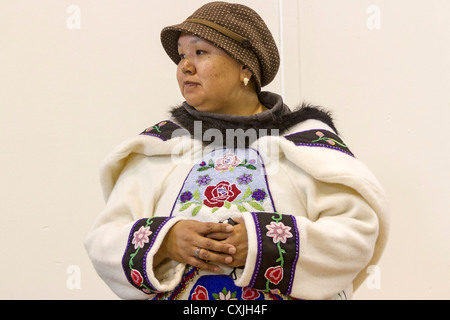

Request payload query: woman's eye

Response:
[178,50,205,60]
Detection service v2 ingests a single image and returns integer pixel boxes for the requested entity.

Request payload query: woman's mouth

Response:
[184,81,200,88]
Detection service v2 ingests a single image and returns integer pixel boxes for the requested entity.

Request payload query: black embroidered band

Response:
[284,129,354,157]
[140,120,188,141]
[122,217,172,294]
[249,212,299,295]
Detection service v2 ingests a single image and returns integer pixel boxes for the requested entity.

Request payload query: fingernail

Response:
[229,247,236,254]
[225,256,233,264]
[225,225,233,232]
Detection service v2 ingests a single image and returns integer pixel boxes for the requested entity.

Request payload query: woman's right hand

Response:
[153,220,236,273]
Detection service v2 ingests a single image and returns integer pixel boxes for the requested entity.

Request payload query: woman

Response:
[85,1,389,300]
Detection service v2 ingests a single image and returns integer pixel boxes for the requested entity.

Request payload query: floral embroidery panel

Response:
[170,148,276,221]
[186,275,290,300]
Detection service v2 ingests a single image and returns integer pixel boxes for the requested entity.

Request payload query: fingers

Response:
[197,247,233,265]
[215,219,248,268]
[196,235,236,255]
[191,222,236,272]
[193,221,236,256]
[189,257,221,273]
[198,221,234,235]
[187,247,231,273]
[164,220,239,272]
[205,218,244,240]
[189,236,236,272]
[205,232,229,240]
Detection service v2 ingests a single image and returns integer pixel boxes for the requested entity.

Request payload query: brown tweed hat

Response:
[160,1,280,92]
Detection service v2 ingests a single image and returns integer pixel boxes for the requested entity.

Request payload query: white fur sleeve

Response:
[235,178,381,300]
[84,154,186,299]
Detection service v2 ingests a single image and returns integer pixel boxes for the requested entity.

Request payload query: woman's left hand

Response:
[206,218,248,268]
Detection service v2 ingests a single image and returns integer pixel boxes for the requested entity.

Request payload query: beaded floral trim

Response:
[140,120,188,141]
[171,148,276,218]
[122,217,172,294]
[249,212,299,296]
[284,129,354,157]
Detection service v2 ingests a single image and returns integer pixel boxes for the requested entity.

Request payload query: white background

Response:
[1,0,449,299]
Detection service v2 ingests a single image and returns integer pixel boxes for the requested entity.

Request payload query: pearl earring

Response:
[243,77,250,86]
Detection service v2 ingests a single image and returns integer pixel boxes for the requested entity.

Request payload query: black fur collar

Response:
[170,92,337,147]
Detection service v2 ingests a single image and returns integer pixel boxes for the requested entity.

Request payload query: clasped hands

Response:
[154,218,247,273]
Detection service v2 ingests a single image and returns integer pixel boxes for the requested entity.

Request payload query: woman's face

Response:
[176,33,248,114]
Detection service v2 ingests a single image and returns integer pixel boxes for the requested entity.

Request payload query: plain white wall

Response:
[296,0,450,299]
[1,0,448,299]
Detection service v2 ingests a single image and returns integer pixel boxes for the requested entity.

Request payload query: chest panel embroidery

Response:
[170,148,276,220]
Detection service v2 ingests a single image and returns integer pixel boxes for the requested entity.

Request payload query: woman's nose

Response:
[180,58,195,74]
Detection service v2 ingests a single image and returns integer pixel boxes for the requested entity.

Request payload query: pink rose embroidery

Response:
[192,285,209,300]
[132,226,152,249]
[130,269,143,287]
[215,154,241,171]
[265,266,284,285]
[266,221,293,244]
[313,131,348,148]
[242,287,261,300]
[203,181,241,208]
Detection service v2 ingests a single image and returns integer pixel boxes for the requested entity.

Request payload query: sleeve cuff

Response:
[121,216,185,295]
[236,212,300,296]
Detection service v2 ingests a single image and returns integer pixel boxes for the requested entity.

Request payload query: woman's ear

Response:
[240,65,253,86]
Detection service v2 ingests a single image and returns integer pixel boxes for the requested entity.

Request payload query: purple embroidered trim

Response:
[247,212,299,295]
[249,212,263,288]
[284,129,354,157]
[140,120,189,141]
[121,219,142,278]
[141,132,168,141]
[294,142,355,157]
[142,218,171,287]
[169,165,196,217]
[287,215,300,295]
[122,217,172,294]
[251,148,277,212]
